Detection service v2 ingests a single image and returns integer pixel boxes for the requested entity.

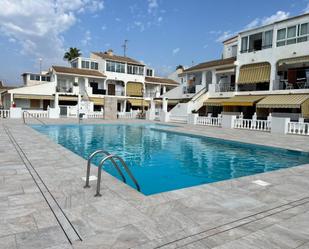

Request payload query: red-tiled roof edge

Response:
[52,66,106,77]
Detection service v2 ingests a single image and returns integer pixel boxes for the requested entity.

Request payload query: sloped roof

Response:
[145,76,179,85]
[183,57,236,73]
[52,66,106,78]
[92,52,144,66]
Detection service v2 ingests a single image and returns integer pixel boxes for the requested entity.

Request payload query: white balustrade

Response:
[288,122,309,136]
[0,109,10,118]
[87,112,104,119]
[118,112,137,119]
[233,118,271,132]
[24,110,49,118]
[196,116,222,127]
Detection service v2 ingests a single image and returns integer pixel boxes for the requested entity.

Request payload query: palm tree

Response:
[63,47,82,62]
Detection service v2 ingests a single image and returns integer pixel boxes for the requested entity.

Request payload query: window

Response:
[249,32,262,52]
[81,60,90,69]
[41,76,46,81]
[277,28,286,46]
[241,36,248,53]
[106,60,125,73]
[35,75,40,81]
[30,74,35,80]
[46,76,51,82]
[231,45,238,57]
[127,64,144,75]
[263,30,273,49]
[277,22,309,47]
[91,62,98,70]
[146,69,153,76]
[287,26,297,45]
[71,61,78,68]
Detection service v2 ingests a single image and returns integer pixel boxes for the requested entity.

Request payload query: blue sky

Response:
[0,0,309,85]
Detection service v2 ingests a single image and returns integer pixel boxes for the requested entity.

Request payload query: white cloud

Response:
[0,0,104,66]
[81,30,91,46]
[172,48,180,55]
[115,17,121,22]
[216,31,234,42]
[134,21,145,32]
[158,16,163,22]
[244,11,290,30]
[101,25,107,31]
[203,44,208,49]
[148,0,158,13]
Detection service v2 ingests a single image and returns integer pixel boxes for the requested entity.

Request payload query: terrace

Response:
[1,118,309,249]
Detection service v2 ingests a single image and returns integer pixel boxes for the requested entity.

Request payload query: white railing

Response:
[23,110,49,118]
[169,115,188,123]
[233,118,271,132]
[196,116,222,127]
[0,109,10,118]
[288,122,309,136]
[87,112,104,119]
[118,112,137,119]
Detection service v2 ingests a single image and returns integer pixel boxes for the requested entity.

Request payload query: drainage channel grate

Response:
[4,126,82,245]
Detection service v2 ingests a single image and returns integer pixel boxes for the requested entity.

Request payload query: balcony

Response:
[215,83,235,92]
[56,86,73,93]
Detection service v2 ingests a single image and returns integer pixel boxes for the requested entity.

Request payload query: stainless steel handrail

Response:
[22,111,47,125]
[84,150,126,188]
[95,154,140,197]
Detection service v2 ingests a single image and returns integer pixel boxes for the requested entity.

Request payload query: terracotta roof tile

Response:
[52,66,106,78]
[145,76,179,85]
[92,52,144,66]
[183,57,236,73]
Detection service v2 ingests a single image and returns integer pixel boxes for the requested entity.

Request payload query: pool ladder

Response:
[84,150,141,197]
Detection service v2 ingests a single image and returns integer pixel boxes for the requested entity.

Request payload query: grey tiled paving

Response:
[0,118,309,249]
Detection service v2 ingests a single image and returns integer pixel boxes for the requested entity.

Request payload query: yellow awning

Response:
[256,94,309,109]
[222,95,265,106]
[14,94,54,100]
[89,97,104,105]
[126,82,143,97]
[278,56,309,67]
[59,95,78,101]
[204,98,229,106]
[237,63,271,84]
[128,99,149,107]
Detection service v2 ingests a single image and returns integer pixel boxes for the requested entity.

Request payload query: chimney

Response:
[176,65,184,74]
[106,49,113,56]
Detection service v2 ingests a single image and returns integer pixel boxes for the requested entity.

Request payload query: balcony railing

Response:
[215,83,235,92]
[277,79,309,90]
[183,86,196,94]
[56,86,73,93]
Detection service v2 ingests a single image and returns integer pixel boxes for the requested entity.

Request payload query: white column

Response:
[201,71,207,87]
[211,69,216,84]
[84,77,89,95]
[162,98,168,112]
[123,100,127,112]
[269,62,277,91]
[124,81,127,97]
[163,86,166,94]
[54,93,59,109]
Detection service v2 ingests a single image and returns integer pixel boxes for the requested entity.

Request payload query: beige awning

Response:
[222,95,265,106]
[256,94,309,109]
[89,97,104,105]
[14,94,54,100]
[237,63,271,84]
[278,56,309,67]
[128,99,149,107]
[204,98,229,106]
[126,82,143,97]
[59,95,78,101]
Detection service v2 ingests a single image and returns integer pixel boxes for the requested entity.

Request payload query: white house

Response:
[173,13,309,120]
[3,50,179,116]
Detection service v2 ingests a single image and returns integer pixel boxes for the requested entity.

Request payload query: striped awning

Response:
[59,95,78,101]
[126,82,143,97]
[14,94,54,100]
[278,56,309,67]
[256,94,309,109]
[204,98,229,106]
[128,99,149,107]
[89,97,104,105]
[237,63,271,84]
[222,95,265,106]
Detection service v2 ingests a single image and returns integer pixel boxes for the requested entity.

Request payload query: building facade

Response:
[3,50,179,116]
[176,13,309,120]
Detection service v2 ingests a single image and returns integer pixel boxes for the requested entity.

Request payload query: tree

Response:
[63,47,81,62]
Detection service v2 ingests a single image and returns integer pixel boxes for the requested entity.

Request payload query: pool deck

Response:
[1,118,309,249]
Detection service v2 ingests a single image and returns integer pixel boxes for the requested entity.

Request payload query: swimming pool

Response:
[32,124,309,195]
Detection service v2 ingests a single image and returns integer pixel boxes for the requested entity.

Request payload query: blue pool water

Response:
[32,124,309,195]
